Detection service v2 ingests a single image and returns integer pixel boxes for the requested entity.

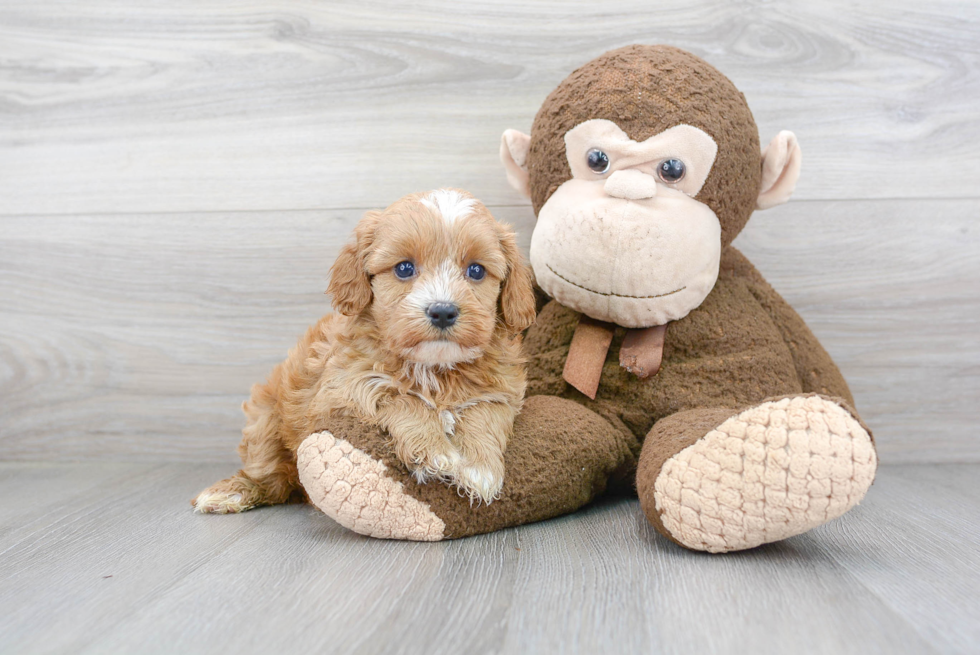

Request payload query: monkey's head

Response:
[500,45,802,328]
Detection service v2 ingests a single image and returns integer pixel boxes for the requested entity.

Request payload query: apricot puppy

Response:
[193,189,536,512]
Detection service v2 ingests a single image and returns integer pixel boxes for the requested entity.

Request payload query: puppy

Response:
[193,189,537,512]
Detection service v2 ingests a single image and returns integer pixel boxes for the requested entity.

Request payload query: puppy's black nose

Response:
[426,303,459,329]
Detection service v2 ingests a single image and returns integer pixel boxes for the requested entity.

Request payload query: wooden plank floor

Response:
[0,462,977,655]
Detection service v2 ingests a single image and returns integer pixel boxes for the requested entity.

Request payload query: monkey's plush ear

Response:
[497,224,537,333]
[500,129,532,198]
[757,131,802,210]
[327,211,380,316]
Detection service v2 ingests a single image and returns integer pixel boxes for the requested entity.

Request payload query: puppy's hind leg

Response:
[194,315,340,514]
[194,411,303,514]
[193,374,303,514]
[193,470,267,514]
[193,459,302,514]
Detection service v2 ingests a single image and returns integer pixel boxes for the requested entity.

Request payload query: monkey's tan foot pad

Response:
[653,396,877,553]
[297,431,446,541]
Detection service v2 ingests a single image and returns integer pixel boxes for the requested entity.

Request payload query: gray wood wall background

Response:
[1,0,978,464]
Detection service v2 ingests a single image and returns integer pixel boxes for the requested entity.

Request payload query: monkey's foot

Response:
[297,431,446,541]
[639,395,877,553]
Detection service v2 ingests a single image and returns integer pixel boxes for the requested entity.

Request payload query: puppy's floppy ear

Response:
[328,210,381,316]
[497,223,537,333]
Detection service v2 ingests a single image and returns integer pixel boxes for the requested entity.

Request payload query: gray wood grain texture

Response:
[1,3,979,461]
[2,200,978,463]
[0,462,977,655]
[1,0,979,215]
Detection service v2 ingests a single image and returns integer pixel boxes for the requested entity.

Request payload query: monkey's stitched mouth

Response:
[546,264,686,300]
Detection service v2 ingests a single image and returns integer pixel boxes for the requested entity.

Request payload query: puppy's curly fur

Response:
[193,189,536,512]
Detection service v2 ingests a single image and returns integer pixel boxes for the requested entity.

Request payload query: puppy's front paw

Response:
[456,461,504,505]
[405,443,462,485]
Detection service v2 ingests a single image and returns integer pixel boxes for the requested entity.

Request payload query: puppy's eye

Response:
[465,263,486,281]
[657,158,686,183]
[586,148,610,174]
[393,261,416,279]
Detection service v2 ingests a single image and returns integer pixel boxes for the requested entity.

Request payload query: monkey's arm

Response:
[297,395,639,540]
[721,247,855,406]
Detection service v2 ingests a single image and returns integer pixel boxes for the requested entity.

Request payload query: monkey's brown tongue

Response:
[563,316,667,400]
[619,323,667,379]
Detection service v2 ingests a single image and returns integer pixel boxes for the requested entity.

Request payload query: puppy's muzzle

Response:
[426,303,459,330]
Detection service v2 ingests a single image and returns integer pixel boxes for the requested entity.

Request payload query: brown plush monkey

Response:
[297,45,877,552]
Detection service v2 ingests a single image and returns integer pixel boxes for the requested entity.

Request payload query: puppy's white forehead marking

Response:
[421,189,477,224]
[407,260,461,309]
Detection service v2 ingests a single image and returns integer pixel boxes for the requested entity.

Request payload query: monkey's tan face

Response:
[529,120,721,328]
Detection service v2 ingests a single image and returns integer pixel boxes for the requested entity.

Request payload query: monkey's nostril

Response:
[426,303,459,329]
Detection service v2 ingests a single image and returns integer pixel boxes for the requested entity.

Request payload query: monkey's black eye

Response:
[657,159,686,183]
[393,261,416,279]
[586,149,610,174]
[466,263,486,281]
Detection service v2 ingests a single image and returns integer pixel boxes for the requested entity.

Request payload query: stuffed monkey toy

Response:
[297,45,877,552]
